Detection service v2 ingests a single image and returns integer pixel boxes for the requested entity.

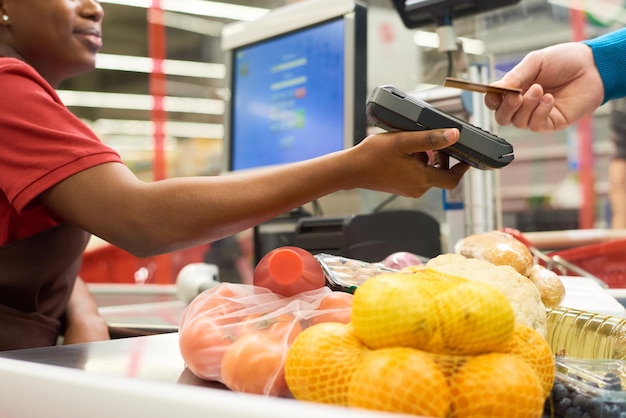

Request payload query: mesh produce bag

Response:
[284,268,555,418]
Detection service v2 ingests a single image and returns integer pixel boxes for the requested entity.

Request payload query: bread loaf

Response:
[454,230,566,309]
[527,264,566,308]
[454,230,534,276]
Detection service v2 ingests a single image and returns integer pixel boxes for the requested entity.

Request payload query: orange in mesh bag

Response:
[178,282,353,397]
[285,268,554,417]
[350,269,516,355]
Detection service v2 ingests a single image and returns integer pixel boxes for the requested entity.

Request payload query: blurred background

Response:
[68,0,622,284]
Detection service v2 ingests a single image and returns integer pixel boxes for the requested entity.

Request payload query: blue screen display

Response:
[230,18,345,171]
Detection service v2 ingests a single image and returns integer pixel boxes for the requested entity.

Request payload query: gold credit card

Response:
[444,77,522,94]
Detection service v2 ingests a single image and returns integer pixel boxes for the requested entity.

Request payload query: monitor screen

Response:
[221,0,367,172]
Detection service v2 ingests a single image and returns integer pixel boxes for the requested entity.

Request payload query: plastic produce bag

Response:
[178,282,353,397]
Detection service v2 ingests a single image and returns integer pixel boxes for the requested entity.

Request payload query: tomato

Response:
[237,312,303,344]
[178,315,237,381]
[309,291,353,326]
[220,333,290,397]
[180,284,245,329]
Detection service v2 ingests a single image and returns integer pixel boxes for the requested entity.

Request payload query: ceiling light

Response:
[92,118,224,139]
[57,90,224,115]
[98,0,269,21]
[162,11,224,36]
[96,53,225,78]
[413,30,486,55]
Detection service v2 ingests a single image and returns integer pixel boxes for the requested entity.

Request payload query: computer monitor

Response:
[391,0,521,28]
[220,0,367,172]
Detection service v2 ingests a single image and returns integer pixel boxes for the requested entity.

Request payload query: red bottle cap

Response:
[267,247,305,285]
[253,246,325,296]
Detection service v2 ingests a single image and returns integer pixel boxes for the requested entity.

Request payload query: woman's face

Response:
[1,0,104,86]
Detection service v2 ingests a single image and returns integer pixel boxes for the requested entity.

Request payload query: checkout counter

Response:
[0,333,411,418]
[1,216,625,417]
[1,267,625,418]
[0,280,408,418]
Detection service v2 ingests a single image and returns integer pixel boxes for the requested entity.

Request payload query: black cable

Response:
[437,11,455,78]
[311,199,324,217]
[446,50,454,77]
[372,194,399,213]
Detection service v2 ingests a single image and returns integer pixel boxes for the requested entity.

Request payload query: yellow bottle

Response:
[546,306,626,359]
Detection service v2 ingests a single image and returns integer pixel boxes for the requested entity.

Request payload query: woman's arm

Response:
[41,129,468,257]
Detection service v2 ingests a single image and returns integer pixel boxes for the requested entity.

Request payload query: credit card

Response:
[444,77,522,94]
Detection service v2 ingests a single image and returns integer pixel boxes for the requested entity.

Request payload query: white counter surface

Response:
[0,333,415,418]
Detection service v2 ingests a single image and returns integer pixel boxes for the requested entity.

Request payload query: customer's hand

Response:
[485,42,604,132]
[344,128,470,198]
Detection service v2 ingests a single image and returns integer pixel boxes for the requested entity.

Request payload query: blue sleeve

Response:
[583,28,626,103]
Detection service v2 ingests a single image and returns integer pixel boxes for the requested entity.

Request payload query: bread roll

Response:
[527,264,566,308]
[454,231,534,276]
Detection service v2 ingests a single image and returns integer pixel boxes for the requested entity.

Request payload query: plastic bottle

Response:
[546,306,626,360]
[253,246,326,297]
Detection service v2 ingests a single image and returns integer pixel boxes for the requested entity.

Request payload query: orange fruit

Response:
[348,347,451,418]
[220,333,289,397]
[179,283,243,329]
[308,291,353,326]
[504,323,555,399]
[449,352,544,418]
[237,312,303,344]
[284,322,368,405]
[351,272,456,349]
[427,281,516,355]
[178,315,237,381]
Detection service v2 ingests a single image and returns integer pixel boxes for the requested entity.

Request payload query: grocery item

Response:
[236,312,303,344]
[220,333,289,397]
[284,322,368,405]
[545,357,626,418]
[453,230,567,307]
[178,284,243,381]
[285,268,551,418]
[348,347,452,418]
[505,323,555,398]
[428,280,516,355]
[527,264,566,308]
[455,230,535,276]
[427,253,548,336]
[178,282,352,395]
[380,251,424,270]
[253,246,326,297]
[349,270,516,354]
[449,353,544,418]
[315,253,395,292]
[546,306,626,359]
[350,272,457,350]
[307,291,353,326]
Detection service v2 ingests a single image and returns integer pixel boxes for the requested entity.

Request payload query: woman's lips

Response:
[75,29,103,51]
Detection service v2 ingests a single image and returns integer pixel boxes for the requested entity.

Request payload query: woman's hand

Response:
[63,278,110,345]
[344,128,470,198]
[484,42,604,132]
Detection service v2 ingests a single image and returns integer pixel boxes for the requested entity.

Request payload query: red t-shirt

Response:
[0,58,123,245]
